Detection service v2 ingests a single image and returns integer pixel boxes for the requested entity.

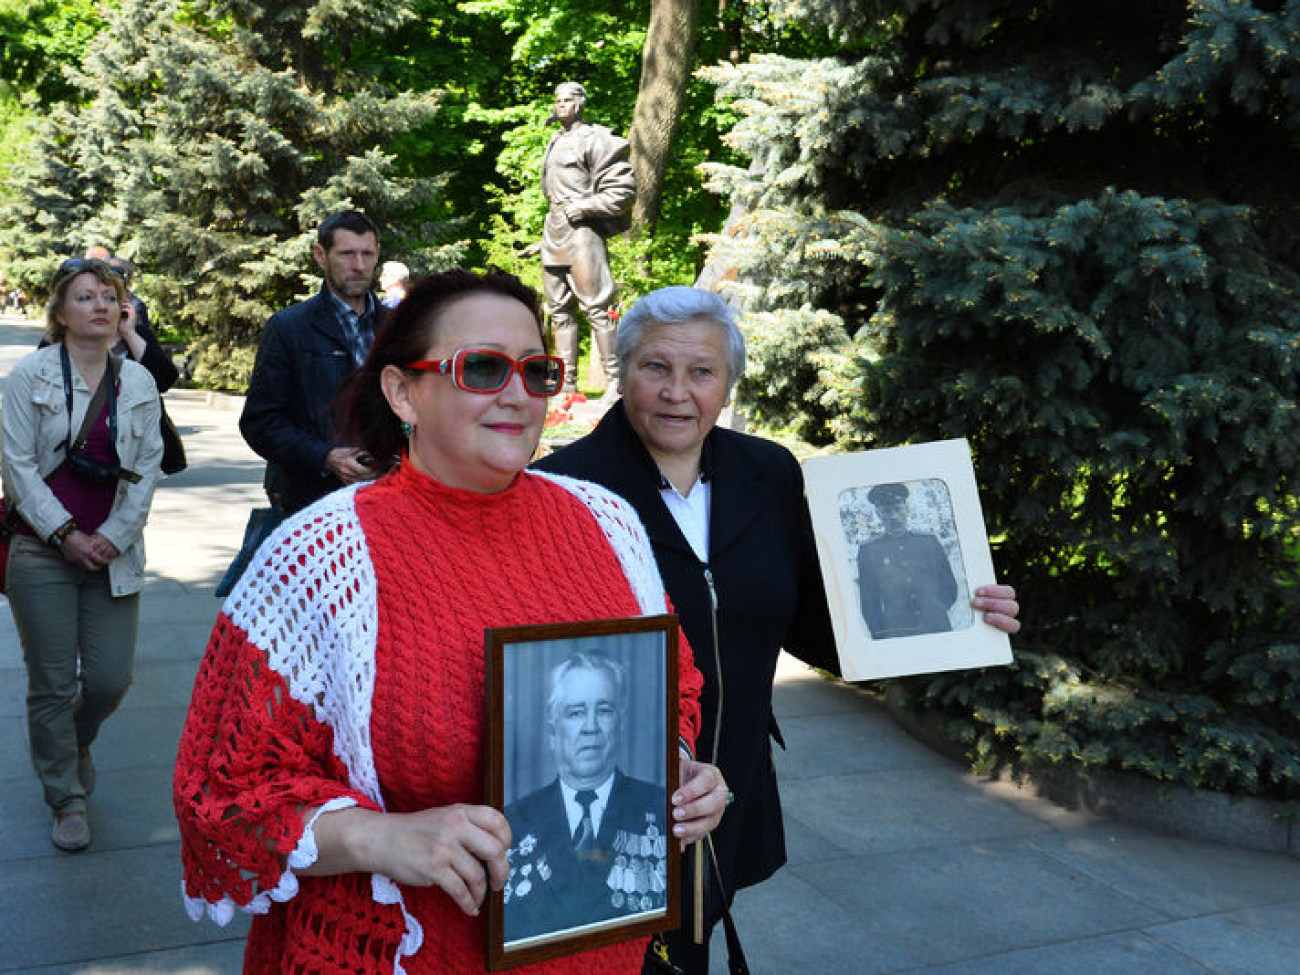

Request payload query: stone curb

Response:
[161,387,245,411]
[883,685,1299,858]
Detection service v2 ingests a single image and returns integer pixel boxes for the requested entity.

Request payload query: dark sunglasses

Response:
[405,349,565,397]
[52,258,123,287]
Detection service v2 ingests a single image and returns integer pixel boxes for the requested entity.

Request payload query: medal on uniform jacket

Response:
[503,833,551,904]
[607,811,667,913]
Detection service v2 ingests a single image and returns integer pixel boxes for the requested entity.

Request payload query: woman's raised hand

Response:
[671,759,729,851]
[973,584,1021,635]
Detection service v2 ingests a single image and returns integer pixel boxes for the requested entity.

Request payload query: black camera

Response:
[66,450,120,485]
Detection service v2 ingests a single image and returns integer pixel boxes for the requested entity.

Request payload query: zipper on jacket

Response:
[703,566,723,765]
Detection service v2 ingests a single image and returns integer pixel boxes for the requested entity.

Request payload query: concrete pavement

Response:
[2,309,1298,973]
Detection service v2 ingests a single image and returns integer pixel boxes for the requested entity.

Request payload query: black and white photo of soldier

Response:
[502,646,668,945]
[844,480,971,640]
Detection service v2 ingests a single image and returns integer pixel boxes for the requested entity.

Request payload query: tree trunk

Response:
[628,0,700,234]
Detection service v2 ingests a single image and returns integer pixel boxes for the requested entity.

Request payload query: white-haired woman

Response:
[379,260,409,308]
[535,285,1021,973]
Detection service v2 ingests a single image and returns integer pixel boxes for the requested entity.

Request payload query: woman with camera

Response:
[1,258,163,852]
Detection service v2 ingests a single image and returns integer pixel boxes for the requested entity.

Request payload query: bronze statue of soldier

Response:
[527,82,636,391]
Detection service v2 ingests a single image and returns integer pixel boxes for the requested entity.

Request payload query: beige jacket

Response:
[2,343,163,595]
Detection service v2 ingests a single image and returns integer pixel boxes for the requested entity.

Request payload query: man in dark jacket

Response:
[240,211,384,514]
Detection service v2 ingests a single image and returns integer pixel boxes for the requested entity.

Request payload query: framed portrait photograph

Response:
[803,438,1014,681]
[483,614,681,971]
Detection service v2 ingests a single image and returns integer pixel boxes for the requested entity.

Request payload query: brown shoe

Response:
[52,810,90,852]
[78,748,96,796]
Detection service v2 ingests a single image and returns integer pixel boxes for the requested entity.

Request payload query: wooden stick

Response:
[693,840,705,943]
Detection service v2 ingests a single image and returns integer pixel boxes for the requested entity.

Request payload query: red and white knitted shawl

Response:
[175,468,692,974]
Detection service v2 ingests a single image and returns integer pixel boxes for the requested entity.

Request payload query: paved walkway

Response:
[2,310,1298,973]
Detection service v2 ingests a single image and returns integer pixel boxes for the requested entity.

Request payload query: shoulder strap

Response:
[60,346,118,453]
[708,837,751,975]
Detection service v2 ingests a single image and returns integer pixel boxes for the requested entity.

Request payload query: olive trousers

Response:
[6,535,139,813]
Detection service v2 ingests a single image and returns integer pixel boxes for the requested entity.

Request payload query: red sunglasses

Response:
[405,348,565,397]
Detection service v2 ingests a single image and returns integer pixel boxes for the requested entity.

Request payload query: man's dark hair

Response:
[317,210,380,251]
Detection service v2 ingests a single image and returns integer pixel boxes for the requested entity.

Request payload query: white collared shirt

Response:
[659,476,711,563]
[560,774,614,837]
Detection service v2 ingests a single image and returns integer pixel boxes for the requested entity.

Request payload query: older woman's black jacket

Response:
[533,401,838,902]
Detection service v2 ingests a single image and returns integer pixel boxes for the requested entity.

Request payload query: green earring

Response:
[400,420,413,438]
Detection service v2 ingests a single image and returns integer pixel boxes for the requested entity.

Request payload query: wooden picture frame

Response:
[484,614,681,970]
[803,438,1014,681]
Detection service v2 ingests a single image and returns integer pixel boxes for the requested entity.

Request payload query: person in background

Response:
[102,257,163,361]
[3,259,34,315]
[174,269,728,973]
[239,210,384,514]
[379,260,410,308]
[533,285,1022,974]
[2,258,163,852]
[42,250,185,474]
[103,256,185,473]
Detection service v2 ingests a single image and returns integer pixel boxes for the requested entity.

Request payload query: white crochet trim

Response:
[374,873,425,972]
[181,849,299,925]
[183,790,365,927]
[289,797,361,872]
[225,485,385,806]
[532,471,669,615]
[214,487,412,940]
[183,880,237,925]
[204,476,664,972]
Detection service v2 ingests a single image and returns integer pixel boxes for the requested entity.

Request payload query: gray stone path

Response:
[1,310,1298,973]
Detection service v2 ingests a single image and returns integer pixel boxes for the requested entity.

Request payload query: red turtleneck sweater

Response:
[175,464,701,974]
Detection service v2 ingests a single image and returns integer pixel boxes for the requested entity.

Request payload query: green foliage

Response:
[0,88,30,202]
[606,233,699,304]
[705,1,1300,798]
[733,306,849,442]
[0,0,465,353]
[189,335,258,391]
[862,192,1300,642]
[0,0,824,361]
[912,627,1300,797]
[0,0,109,103]
[480,0,822,284]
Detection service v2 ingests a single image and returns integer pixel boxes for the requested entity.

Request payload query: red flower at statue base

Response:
[545,391,589,429]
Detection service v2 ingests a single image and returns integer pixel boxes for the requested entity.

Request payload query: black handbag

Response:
[0,499,17,595]
[159,403,187,475]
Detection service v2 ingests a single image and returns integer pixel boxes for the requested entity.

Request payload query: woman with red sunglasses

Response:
[174,269,728,974]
